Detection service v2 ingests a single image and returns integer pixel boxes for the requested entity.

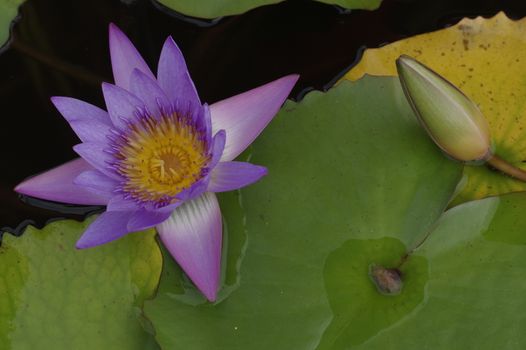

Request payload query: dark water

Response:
[1,0,526,234]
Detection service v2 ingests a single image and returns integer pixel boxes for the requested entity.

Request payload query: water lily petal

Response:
[153,201,183,214]
[208,161,267,192]
[109,23,155,90]
[73,142,120,180]
[157,36,200,107]
[127,209,171,231]
[68,120,111,144]
[107,194,141,212]
[156,192,222,302]
[14,158,111,205]
[51,96,111,125]
[102,82,145,129]
[197,103,212,144]
[175,173,211,203]
[130,68,170,118]
[74,169,118,195]
[76,210,134,249]
[210,74,299,161]
[208,129,226,169]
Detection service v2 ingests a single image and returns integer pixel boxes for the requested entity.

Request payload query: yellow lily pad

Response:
[344,12,526,206]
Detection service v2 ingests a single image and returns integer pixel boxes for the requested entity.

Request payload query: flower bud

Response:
[396,55,492,162]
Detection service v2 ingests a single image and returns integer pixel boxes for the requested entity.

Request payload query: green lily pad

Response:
[0,0,23,47]
[319,237,428,348]
[355,192,526,349]
[0,218,162,349]
[155,0,381,19]
[143,76,463,349]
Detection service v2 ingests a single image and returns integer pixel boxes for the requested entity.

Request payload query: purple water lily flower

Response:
[15,24,298,301]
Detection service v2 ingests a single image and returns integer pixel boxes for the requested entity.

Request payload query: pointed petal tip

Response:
[275,74,300,94]
[50,96,111,126]
[75,240,90,250]
[76,211,134,249]
[208,161,268,193]
[13,181,29,195]
[215,129,226,138]
[204,288,217,302]
[283,73,300,86]
[287,73,300,82]
[13,179,44,197]
[163,35,177,47]
[161,36,184,59]
[108,22,123,37]
[49,96,67,112]
[108,23,155,90]
[157,192,222,304]
[200,274,219,303]
[75,236,101,250]
[13,180,41,199]
[157,35,201,106]
[13,159,111,205]
[211,73,300,161]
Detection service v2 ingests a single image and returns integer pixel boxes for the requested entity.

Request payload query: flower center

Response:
[114,113,209,204]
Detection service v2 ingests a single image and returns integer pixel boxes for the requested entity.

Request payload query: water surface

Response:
[2,0,526,233]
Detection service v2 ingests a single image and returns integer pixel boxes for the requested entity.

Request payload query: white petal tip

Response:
[204,290,217,302]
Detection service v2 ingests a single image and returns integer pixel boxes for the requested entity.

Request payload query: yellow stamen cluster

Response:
[116,114,209,203]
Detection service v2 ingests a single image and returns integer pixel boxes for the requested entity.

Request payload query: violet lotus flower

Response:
[15,24,298,301]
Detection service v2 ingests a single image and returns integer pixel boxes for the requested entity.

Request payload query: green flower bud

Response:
[396,55,492,162]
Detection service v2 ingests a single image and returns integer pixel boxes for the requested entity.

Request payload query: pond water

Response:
[1,0,526,234]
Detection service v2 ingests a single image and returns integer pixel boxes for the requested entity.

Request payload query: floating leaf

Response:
[350,192,526,349]
[155,0,381,19]
[143,76,463,349]
[0,218,162,349]
[344,12,526,206]
[0,0,23,47]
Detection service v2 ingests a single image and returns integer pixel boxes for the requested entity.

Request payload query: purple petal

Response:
[197,103,212,144]
[210,74,299,161]
[109,23,155,90]
[154,200,183,214]
[157,192,222,302]
[74,170,118,193]
[14,158,111,205]
[208,129,226,169]
[157,36,200,106]
[208,161,267,193]
[176,174,210,203]
[127,209,171,231]
[107,194,141,212]
[73,142,119,180]
[76,210,134,249]
[68,120,111,144]
[102,82,145,129]
[51,96,111,125]
[129,68,170,118]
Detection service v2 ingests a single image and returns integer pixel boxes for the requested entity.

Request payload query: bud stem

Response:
[487,155,526,182]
